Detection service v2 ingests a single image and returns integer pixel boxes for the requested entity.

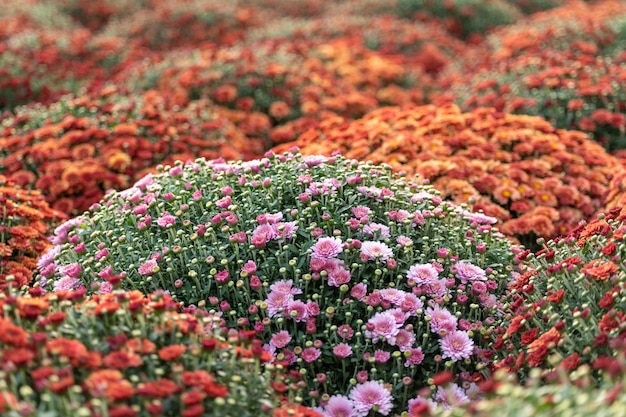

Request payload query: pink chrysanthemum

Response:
[393,329,416,351]
[266,291,293,317]
[426,306,458,335]
[365,311,401,343]
[285,300,309,322]
[360,241,394,261]
[452,261,486,284]
[434,384,470,410]
[252,223,278,243]
[349,380,393,417]
[337,325,354,340]
[406,263,439,286]
[400,293,424,315]
[333,343,353,359]
[269,279,302,295]
[138,259,159,276]
[156,211,176,228]
[53,276,82,291]
[378,288,404,305]
[311,236,344,259]
[60,262,82,278]
[362,223,390,239]
[327,266,352,287]
[404,347,425,367]
[373,350,391,364]
[301,347,321,363]
[396,235,413,247]
[270,330,292,349]
[324,395,356,417]
[350,283,368,300]
[351,205,371,219]
[440,331,474,362]
[274,221,299,241]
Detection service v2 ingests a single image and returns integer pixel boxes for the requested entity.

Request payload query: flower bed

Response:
[0,87,261,215]
[0,286,314,416]
[397,0,524,41]
[433,0,626,151]
[42,151,519,414]
[495,206,626,381]
[117,37,429,146]
[0,175,65,291]
[272,104,622,248]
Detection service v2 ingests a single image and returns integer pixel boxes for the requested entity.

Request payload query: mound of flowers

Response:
[0,286,315,416]
[117,37,428,146]
[433,0,626,152]
[97,0,265,51]
[41,150,519,414]
[437,366,626,417]
[0,175,65,292]
[494,206,626,381]
[397,0,524,41]
[0,87,261,215]
[245,14,465,74]
[272,104,622,249]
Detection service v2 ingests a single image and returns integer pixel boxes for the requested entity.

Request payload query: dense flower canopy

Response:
[43,150,519,414]
[273,104,623,248]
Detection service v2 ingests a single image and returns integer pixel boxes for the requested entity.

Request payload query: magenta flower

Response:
[362,223,390,239]
[301,347,321,363]
[324,395,356,417]
[426,306,458,335]
[404,347,425,367]
[156,211,176,228]
[333,343,353,359]
[374,350,391,364]
[215,270,229,284]
[351,205,371,219]
[241,260,257,275]
[360,241,394,261]
[406,263,439,286]
[269,279,302,295]
[270,330,292,349]
[365,311,401,343]
[311,236,343,259]
[327,265,352,287]
[396,235,413,247]
[434,384,470,410]
[452,261,486,284]
[138,259,159,276]
[439,331,474,362]
[53,276,82,291]
[216,195,232,209]
[285,300,309,322]
[252,223,278,244]
[266,291,293,317]
[349,380,393,416]
[337,324,354,340]
[393,329,416,351]
[350,283,368,300]
[60,263,82,278]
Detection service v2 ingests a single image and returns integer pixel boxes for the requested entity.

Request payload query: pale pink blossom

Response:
[349,381,393,416]
[270,330,292,349]
[311,236,343,259]
[440,331,474,362]
[333,343,353,359]
[452,261,486,284]
[360,241,394,261]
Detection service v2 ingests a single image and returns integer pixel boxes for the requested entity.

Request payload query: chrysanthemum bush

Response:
[433,0,626,151]
[437,366,626,417]
[0,87,261,215]
[0,175,65,292]
[272,104,622,249]
[245,14,465,75]
[397,0,523,41]
[41,150,519,414]
[117,37,427,146]
[0,286,315,417]
[493,206,626,381]
[96,0,265,51]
